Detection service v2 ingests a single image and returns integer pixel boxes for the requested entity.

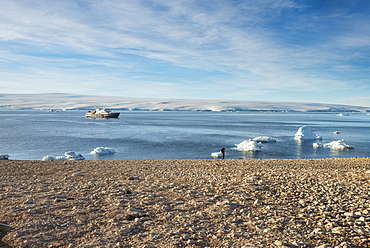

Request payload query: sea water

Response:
[0,110,369,160]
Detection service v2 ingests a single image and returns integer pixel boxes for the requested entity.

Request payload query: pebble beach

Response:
[1,158,370,248]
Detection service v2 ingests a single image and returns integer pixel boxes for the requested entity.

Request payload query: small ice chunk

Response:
[252,136,276,143]
[65,151,85,160]
[313,143,323,148]
[323,140,354,149]
[70,154,85,160]
[294,126,322,140]
[235,140,262,152]
[90,147,116,155]
[42,155,68,161]
[42,155,56,161]
[0,154,10,160]
[65,151,77,158]
[211,152,222,158]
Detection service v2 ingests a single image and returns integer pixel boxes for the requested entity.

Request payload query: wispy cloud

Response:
[0,0,369,106]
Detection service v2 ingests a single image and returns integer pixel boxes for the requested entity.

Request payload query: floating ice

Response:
[65,151,77,158]
[323,140,354,149]
[252,136,276,143]
[294,126,322,140]
[312,143,323,148]
[42,155,68,161]
[90,147,116,155]
[235,140,262,152]
[65,151,85,160]
[211,152,222,158]
[0,154,10,160]
[42,151,85,161]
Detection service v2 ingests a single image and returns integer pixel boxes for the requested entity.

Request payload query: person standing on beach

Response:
[220,148,225,159]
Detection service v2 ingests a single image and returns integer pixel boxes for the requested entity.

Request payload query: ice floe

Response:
[252,136,276,143]
[0,154,10,160]
[211,152,223,158]
[312,143,323,148]
[313,140,354,149]
[235,140,262,152]
[42,151,85,161]
[65,151,85,160]
[90,147,116,156]
[294,126,322,140]
[324,140,354,149]
[42,155,68,161]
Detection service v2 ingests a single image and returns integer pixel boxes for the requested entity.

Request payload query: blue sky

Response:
[1,0,370,107]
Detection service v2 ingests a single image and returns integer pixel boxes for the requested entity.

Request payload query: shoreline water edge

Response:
[1,157,370,247]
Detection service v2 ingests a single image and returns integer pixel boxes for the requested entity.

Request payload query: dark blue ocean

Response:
[0,110,369,160]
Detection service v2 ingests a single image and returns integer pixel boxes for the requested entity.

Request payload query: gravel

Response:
[1,158,370,247]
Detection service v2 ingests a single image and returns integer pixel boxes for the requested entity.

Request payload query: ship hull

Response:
[85,112,120,118]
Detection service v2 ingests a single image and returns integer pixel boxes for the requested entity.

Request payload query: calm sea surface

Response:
[0,110,369,160]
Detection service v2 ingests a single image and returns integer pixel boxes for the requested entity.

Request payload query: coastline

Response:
[1,158,370,247]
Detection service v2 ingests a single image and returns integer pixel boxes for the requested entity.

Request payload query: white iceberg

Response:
[42,151,85,161]
[323,140,354,149]
[42,155,68,161]
[90,147,116,155]
[294,126,322,140]
[211,152,222,158]
[252,136,276,143]
[65,151,77,158]
[65,151,85,160]
[235,140,262,152]
[0,154,10,160]
[312,143,323,148]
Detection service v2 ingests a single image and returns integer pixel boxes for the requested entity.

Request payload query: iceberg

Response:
[42,151,85,161]
[235,140,262,152]
[312,143,323,148]
[252,136,276,143]
[65,151,85,160]
[211,152,222,158]
[0,154,10,160]
[323,140,354,149]
[294,126,322,140]
[90,147,116,155]
[42,155,68,161]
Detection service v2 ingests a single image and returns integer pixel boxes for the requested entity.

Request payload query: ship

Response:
[85,108,120,118]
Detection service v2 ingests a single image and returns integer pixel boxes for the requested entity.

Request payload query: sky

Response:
[1,0,370,107]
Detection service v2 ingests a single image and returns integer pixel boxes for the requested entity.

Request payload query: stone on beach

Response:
[1,158,370,247]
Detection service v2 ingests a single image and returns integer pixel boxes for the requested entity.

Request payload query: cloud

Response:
[0,0,369,105]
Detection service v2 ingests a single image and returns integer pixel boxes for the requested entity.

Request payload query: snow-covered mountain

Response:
[1,93,369,112]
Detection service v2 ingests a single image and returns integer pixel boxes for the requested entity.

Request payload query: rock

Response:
[1,158,370,247]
